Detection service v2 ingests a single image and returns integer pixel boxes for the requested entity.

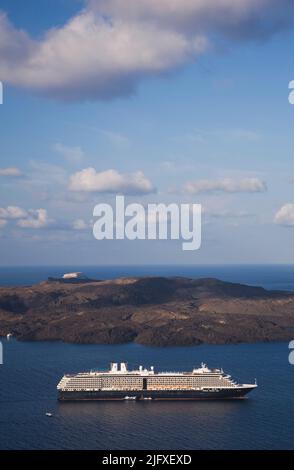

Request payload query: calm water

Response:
[0,340,293,450]
[0,265,294,449]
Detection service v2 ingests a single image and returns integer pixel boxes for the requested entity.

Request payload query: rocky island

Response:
[1,276,294,346]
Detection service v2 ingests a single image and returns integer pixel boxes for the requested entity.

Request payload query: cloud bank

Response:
[0,0,293,101]
[17,209,52,229]
[0,206,52,229]
[72,219,91,230]
[0,167,22,177]
[0,206,28,219]
[54,143,85,164]
[0,219,7,228]
[184,177,267,194]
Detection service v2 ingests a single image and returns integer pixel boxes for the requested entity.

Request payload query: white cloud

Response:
[99,129,130,147]
[224,129,260,142]
[208,210,253,219]
[0,206,53,229]
[29,160,67,185]
[69,167,156,194]
[0,206,28,219]
[0,0,293,101]
[90,0,292,36]
[0,10,207,101]
[184,177,267,194]
[72,218,90,230]
[54,143,85,163]
[17,209,52,229]
[0,219,7,228]
[0,167,22,177]
[178,127,261,145]
[274,204,294,226]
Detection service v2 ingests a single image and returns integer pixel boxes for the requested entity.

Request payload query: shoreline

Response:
[0,335,292,349]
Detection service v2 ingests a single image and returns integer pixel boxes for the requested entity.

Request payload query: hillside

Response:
[0,276,294,346]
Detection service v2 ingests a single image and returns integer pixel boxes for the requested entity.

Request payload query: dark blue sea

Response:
[1,264,294,291]
[0,265,294,450]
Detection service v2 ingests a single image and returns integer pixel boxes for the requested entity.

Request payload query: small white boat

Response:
[143,397,152,400]
[45,412,53,417]
[124,396,136,400]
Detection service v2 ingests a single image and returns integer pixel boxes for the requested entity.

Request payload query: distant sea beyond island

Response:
[1,264,294,289]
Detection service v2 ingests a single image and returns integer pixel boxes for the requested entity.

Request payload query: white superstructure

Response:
[57,362,255,393]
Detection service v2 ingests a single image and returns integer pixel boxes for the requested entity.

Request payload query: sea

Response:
[0,265,294,450]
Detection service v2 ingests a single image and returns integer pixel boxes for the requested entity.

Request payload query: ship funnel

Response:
[120,362,127,372]
[110,362,118,372]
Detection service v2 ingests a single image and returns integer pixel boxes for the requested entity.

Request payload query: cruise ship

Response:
[57,362,257,401]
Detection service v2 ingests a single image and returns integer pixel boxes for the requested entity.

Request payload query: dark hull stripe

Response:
[58,397,247,401]
[58,387,255,401]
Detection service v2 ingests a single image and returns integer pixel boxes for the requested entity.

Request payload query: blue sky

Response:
[1,0,294,266]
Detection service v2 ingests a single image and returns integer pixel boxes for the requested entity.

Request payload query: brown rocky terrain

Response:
[1,276,294,346]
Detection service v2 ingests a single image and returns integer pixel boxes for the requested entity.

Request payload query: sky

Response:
[0,0,294,266]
